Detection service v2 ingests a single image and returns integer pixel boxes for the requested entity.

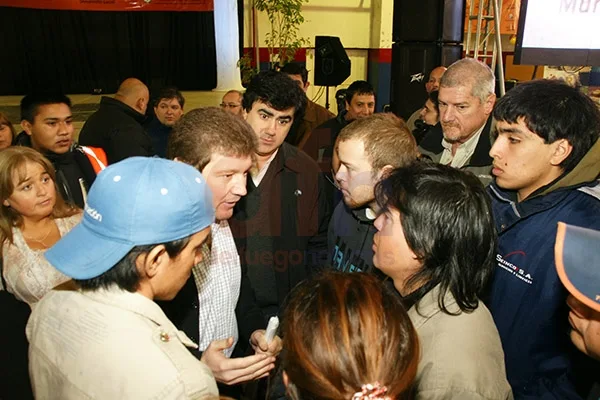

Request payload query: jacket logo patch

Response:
[496,252,533,285]
[332,242,365,273]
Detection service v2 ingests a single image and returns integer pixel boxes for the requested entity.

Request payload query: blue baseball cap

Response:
[555,222,600,312]
[46,157,214,280]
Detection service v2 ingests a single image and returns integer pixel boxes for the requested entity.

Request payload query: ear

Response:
[136,97,146,113]
[136,244,168,280]
[376,165,394,181]
[242,108,248,121]
[304,81,310,91]
[550,138,573,167]
[483,93,496,116]
[154,105,159,113]
[3,199,9,207]
[21,120,33,136]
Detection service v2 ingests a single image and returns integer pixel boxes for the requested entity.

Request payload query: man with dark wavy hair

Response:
[144,86,185,158]
[230,71,330,330]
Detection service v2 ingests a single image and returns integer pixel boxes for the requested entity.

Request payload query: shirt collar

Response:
[441,123,486,152]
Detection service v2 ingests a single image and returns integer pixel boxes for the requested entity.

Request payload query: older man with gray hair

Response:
[418,58,496,185]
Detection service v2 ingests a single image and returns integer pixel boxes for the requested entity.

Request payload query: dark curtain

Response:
[0,7,217,95]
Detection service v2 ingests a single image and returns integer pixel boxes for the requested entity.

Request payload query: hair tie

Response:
[351,382,389,400]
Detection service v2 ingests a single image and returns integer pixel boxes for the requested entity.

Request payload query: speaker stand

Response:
[325,86,330,110]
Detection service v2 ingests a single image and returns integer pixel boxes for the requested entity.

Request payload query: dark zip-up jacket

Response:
[488,139,600,399]
[328,201,376,273]
[230,143,331,340]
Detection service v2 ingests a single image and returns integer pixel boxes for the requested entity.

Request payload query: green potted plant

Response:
[238,0,309,84]
[256,0,309,69]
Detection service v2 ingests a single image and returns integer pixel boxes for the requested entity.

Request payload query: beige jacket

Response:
[409,285,513,400]
[27,287,218,399]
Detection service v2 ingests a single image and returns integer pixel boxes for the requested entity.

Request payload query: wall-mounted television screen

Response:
[514,0,600,66]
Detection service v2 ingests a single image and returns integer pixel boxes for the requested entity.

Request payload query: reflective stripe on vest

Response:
[80,146,108,174]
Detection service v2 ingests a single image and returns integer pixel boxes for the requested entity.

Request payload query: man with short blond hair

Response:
[330,113,418,273]
[166,107,279,390]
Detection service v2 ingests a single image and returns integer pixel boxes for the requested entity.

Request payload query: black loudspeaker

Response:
[390,43,462,119]
[393,0,465,43]
[314,36,351,87]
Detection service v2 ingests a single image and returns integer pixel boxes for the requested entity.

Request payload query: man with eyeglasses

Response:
[220,90,244,117]
[329,113,418,274]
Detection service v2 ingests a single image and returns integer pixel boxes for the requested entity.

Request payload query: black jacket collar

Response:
[419,117,494,167]
[99,96,146,124]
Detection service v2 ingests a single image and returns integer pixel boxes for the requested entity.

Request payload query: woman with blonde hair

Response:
[0,147,81,305]
[0,112,15,150]
[281,271,419,400]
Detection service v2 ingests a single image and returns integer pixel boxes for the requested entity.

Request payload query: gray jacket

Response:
[409,285,513,400]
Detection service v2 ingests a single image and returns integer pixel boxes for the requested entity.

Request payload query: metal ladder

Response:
[464,0,506,96]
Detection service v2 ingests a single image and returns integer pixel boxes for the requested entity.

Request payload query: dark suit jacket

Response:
[229,143,331,343]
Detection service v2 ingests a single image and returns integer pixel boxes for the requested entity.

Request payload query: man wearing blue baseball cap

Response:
[26,157,219,399]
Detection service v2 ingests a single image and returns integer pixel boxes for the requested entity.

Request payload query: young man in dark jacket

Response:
[18,93,105,208]
[329,113,418,274]
[488,79,600,399]
[144,86,185,158]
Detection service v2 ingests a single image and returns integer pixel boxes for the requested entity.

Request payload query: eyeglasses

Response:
[220,103,241,109]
